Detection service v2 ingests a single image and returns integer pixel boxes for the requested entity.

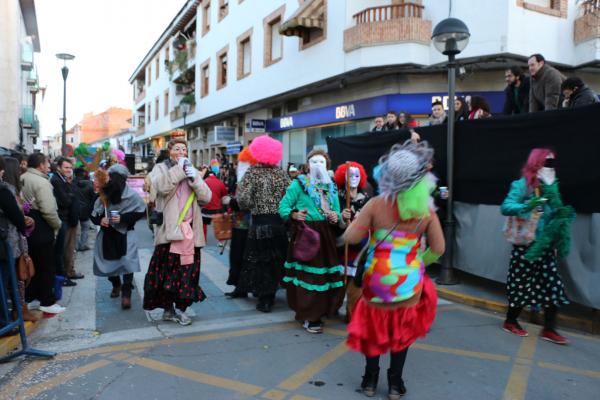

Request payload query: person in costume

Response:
[225,148,256,298]
[90,165,146,309]
[201,159,229,241]
[279,149,345,334]
[344,141,445,398]
[333,161,370,320]
[236,136,290,312]
[143,138,212,325]
[500,148,574,345]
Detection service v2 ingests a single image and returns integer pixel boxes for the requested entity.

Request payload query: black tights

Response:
[365,348,408,375]
[506,305,558,331]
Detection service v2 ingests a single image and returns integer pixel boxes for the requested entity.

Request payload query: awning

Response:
[279,0,325,37]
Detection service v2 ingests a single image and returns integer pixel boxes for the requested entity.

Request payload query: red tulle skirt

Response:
[347,276,437,357]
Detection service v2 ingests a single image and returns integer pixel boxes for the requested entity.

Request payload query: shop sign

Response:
[226,141,242,155]
[209,126,236,145]
[249,119,266,133]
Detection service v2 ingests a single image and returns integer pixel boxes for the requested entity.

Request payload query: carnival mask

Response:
[237,162,250,182]
[538,155,556,185]
[348,167,361,189]
[309,155,331,185]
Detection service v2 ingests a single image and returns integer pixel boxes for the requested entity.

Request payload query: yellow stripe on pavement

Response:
[538,362,600,380]
[413,343,511,362]
[129,356,264,396]
[502,328,540,400]
[17,359,112,400]
[278,341,348,391]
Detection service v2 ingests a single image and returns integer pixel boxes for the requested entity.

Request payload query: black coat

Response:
[567,85,599,108]
[51,173,79,227]
[503,77,530,115]
[74,178,96,221]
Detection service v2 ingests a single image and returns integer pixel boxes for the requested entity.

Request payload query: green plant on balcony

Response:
[165,49,189,79]
[179,94,196,107]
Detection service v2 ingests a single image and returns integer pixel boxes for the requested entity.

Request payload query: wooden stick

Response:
[344,162,351,285]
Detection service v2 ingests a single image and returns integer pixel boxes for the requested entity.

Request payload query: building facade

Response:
[130,0,600,166]
[0,0,43,153]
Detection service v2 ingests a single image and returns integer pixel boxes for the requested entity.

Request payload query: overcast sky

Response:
[36,0,187,139]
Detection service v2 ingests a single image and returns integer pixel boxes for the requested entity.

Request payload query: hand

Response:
[293,209,307,221]
[327,211,338,224]
[111,215,121,224]
[24,216,34,227]
[185,166,198,180]
[177,157,189,168]
[342,208,352,221]
[410,129,421,143]
[526,197,546,211]
[101,217,110,227]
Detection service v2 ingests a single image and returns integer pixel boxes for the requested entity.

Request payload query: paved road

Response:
[1,222,599,400]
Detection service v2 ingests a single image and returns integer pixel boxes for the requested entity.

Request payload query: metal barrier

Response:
[0,240,55,362]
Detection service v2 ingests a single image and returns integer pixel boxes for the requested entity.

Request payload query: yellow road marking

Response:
[128,356,264,396]
[108,352,132,361]
[412,343,511,362]
[0,360,43,400]
[538,362,600,380]
[17,359,112,400]
[262,388,289,400]
[502,327,540,400]
[290,395,319,400]
[325,328,346,337]
[277,341,348,391]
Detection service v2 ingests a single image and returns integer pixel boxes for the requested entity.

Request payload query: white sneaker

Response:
[173,310,192,326]
[28,301,41,310]
[39,304,66,314]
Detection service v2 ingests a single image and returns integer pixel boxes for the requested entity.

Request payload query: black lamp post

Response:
[431,18,470,285]
[56,53,75,156]
[181,101,191,141]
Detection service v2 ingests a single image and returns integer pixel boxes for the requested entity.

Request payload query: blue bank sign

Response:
[266,91,504,132]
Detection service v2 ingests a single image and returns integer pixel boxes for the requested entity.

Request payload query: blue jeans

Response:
[77,220,90,250]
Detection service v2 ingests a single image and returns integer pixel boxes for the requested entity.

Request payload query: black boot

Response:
[360,366,379,397]
[387,369,406,399]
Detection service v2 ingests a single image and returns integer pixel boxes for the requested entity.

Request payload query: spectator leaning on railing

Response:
[528,54,565,112]
[560,77,599,109]
[503,66,530,115]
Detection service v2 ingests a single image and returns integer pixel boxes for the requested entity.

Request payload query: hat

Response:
[288,165,298,172]
[108,164,130,178]
[249,135,283,166]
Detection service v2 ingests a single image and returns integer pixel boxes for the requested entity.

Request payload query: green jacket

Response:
[500,177,563,239]
[279,176,341,222]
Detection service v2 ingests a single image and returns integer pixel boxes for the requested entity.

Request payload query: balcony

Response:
[135,88,146,104]
[574,1,600,44]
[27,69,39,93]
[170,104,195,122]
[343,3,431,52]
[21,42,34,71]
[27,119,40,137]
[21,105,34,128]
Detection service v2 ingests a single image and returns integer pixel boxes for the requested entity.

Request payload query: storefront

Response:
[267,91,504,166]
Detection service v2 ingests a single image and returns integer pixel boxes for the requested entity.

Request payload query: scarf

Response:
[169,181,195,266]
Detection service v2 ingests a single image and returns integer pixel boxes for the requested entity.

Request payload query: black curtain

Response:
[327,104,600,214]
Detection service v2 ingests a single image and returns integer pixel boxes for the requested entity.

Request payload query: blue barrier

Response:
[0,240,55,362]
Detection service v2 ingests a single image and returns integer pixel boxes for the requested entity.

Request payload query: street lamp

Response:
[56,53,75,156]
[181,101,191,141]
[431,18,470,285]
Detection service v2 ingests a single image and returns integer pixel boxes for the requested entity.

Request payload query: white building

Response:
[0,0,43,153]
[130,0,600,166]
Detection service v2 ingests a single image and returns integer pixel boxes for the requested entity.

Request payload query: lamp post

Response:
[56,53,75,156]
[181,101,191,141]
[431,18,470,285]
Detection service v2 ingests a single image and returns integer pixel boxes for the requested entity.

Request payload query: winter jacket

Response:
[530,64,565,112]
[74,178,96,221]
[565,85,599,108]
[279,176,341,222]
[20,168,61,233]
[50,173,79,226]
[238,165,290,216]
[151,161,212,248]
[503,76,530,115]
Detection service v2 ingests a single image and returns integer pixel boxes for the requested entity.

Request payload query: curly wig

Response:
[249,135,283,166]
[238,147,257,165]
[333,161,367,190]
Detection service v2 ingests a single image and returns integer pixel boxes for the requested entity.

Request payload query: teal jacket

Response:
[279,176,341,222]
[500,177,563,239]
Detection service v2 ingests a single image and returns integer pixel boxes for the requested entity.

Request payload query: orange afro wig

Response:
[334,161,367,190]
[238,147,257,165]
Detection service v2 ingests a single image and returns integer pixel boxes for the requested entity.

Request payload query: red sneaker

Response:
[502,321,529,337]
[540,329,569,345]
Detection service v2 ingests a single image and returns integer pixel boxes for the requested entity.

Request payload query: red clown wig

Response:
[334,161,367,190]
[522,148,554,189]
[238,147,257,165]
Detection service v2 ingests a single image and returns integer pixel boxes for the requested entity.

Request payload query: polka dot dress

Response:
[506,245,569,309]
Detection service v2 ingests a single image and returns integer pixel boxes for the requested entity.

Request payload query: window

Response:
[236,28,253,80]
[147,66,151,86]
[219,0,229,21]
[155,97,159,120]
[217,46,229,90]
[516,0,567,18]
[147,103,151,124]
[164,46,169,63]
[202,1,211,36]
[155,57,160,79]
[264,6,285,67]
[164,90,169,116]
[201,59,210,97]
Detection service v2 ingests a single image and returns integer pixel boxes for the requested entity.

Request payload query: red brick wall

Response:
[344,18,432,52]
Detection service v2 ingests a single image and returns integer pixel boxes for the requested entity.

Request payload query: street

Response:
[1,222,599,400]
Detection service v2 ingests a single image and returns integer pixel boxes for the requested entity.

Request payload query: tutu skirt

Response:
[347,276,437,357]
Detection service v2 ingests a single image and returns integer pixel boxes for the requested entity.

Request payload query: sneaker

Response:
[39,304,66,314]
[540,329,569,345]
[502,321,528,337]
[172,310,192,326]
[303,320,323,334]
[162,309,176,322]
[68,273,85,280]
[62,278,77,287]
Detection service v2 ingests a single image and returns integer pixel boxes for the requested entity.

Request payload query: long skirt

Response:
[284,220,345,322]
[237,215,287,298]
[143,244,206,312]
[347,276,437,357]
[507,245,569,309]
[226,228,249,287]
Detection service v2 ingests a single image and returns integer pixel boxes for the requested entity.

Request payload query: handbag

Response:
[212,213,233,241]
[353,221,401,288]
[292,222,321,262]
[502,188,542,246]
[17,252,35,284]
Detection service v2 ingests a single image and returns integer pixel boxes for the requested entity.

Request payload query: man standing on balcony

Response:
[503,66,530,115]
[528,54,565,112]
[560,77,599,108]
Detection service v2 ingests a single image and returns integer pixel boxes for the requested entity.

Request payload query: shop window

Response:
[202,1,211,36]
[264,5,285,67]
[237,28,253,80]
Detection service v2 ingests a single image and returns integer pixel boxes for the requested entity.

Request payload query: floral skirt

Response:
[143,244,206,312]
[347,276,437,357]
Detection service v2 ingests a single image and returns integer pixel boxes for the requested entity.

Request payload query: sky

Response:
[36,0,187,139]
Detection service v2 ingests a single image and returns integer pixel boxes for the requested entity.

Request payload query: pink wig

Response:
[249,135,282,166]
[522,148,554,188]
[333,161,367,190]
[111,148,125,162]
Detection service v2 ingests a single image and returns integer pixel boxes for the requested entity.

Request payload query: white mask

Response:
[308,155,331,185]
[348,167,361,189]
[237,162,250,182]
[537,156,556,185]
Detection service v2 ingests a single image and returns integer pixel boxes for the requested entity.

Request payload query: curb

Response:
[0,320,39,359]
[436,287,598,335]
